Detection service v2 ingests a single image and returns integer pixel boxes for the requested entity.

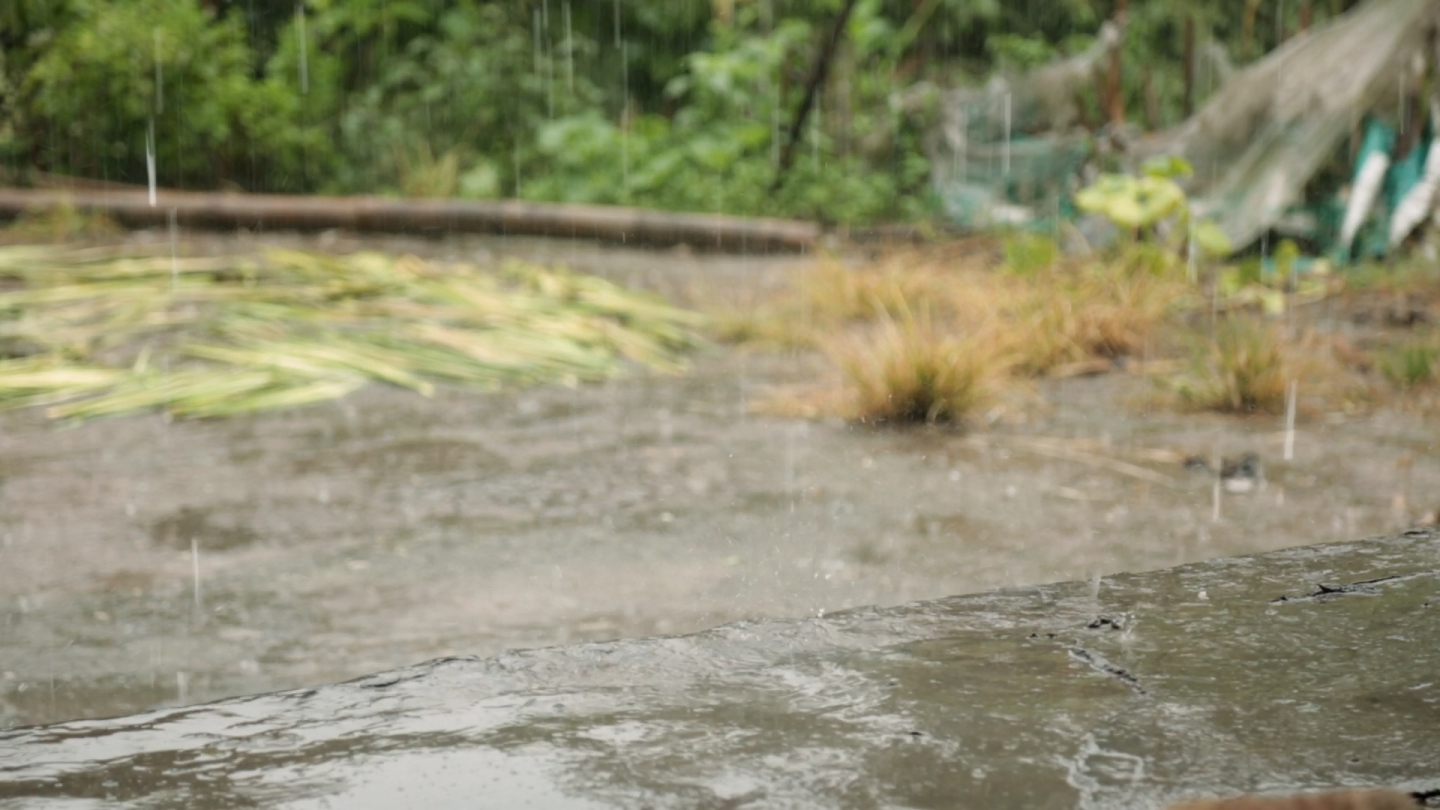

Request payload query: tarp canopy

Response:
[1150,0,1440,251]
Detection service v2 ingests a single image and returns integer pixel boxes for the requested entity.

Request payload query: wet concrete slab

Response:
[2,529,1436,809]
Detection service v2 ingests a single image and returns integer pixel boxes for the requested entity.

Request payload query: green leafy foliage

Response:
[520,11,932,223]
[15,0,326,190]
[1,0,1359,223]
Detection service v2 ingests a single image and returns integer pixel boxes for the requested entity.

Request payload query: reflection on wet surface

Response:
[2,532,1436,808]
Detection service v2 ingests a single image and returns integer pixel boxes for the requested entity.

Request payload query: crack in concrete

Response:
[1271,572,1437,604]
[1066,645,1147,695]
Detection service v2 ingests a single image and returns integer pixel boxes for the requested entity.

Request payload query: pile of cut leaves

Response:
[0,246,703,421]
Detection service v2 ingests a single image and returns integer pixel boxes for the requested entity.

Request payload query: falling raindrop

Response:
[621,41,630,196]
[1399,72,1408,132]
[958,115,967,183]
[811,97,821,173]
[146,119,157,207]
[543,0,554,118]
[176,671,189,703]
[152,29,164,114]
[1002,92,1012,176]
[533,8,543,75]
[513,138,523,197]
[296,3,309,95]
[738,353,749,420]
[1186,221,1198,284]
[563,1,574,95]
[1284,381,1298,461]
[168,208,179,293]
[191,536,202,612]
[771,83,782,168]
[784,424,799,496]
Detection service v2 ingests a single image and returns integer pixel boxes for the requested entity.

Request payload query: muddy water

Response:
[1,231,1438,729]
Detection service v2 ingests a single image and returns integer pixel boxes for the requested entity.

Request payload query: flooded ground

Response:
[1,230,1438,728]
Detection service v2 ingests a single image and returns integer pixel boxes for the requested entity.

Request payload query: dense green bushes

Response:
[0,0,1354,223]
[13,0,327,189]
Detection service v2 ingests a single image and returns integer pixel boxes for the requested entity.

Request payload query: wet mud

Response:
[1,231,1438,730]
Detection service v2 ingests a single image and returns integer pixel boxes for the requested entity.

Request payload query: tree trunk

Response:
[770,0,860,192]
[1242,0,1262,59]
[1104,0,1129,127]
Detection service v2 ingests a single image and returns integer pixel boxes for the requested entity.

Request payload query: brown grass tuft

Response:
[1176,317,1289,414]
[706,241,1196,422]
[829,305,1005,425]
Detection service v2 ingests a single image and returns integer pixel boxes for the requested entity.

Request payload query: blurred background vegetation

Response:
[0,0,1360,224]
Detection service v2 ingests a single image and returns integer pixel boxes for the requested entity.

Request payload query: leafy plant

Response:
[1075,155,1231,257]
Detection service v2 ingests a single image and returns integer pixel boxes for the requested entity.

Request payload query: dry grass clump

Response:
[1174,317,1290,414]
[1010,262,1183,375]
[717,238,1440,422]
[829,306,1006,425]
[714,238,1196,424]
